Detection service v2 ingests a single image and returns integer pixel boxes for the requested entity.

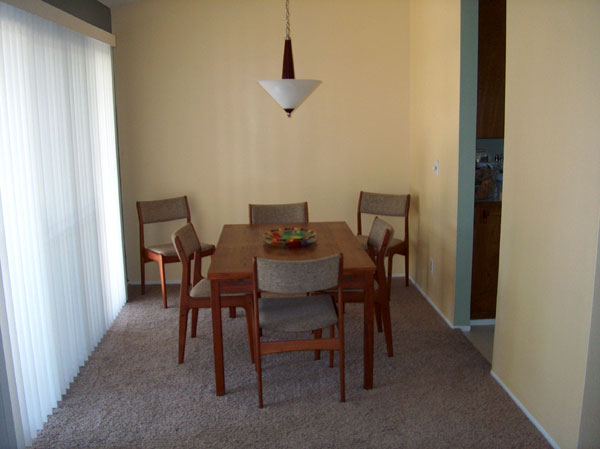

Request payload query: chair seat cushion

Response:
[386,238,407,255]
[356,234,405,254]
[259,295,338,332]
[148,242,215,257]
[190,279,242,298]
[199,242,216,254]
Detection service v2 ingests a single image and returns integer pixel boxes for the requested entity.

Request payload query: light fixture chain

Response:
[285,0,290,39]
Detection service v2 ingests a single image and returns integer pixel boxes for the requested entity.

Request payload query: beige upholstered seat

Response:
[259,295,338,333]
[252,254,344,408]
[356,235,404,253]
[146,241,214,257]
[172,223,254,364]
[357,191,410,287]
[145,243,178,257]
[137,196,215,308]
[248,202,309,224]
[188,278,244,298]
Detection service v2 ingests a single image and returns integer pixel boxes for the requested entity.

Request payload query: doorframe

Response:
[453,0,478,329]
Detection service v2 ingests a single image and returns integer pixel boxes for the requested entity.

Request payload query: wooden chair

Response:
[172,223,254,364]
[247,201,310,326]
[252,254,344,408]
[343,217,395,357]
[248,202,309,224]
[356,191,410,287]
[137,196,215,308]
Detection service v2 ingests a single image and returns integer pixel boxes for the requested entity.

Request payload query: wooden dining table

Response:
[207,221,376,396]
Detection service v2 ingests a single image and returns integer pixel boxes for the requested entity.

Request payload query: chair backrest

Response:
[367,217,394,288]
[367,216,395,254]
[254,254,342,294]
[171,223,200,263]
[137,196,190,225]
[249,202,309,225]
[171,223,202,287]
[357,191,410,237]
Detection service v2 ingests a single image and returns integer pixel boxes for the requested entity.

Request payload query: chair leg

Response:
[140,259,146,295]
[329,325,335,368]
[375,303,383,333]
[382,301,394,357]
[405,253,409,287]
[178,306,189,364]
[158,258,168,308]
[387,254,394,292]
[191,308,199,338]
[257,357,263,408]
[255,328,263,408]
[229,306,237,318]
[244,303,255,364]
[313,329,322,360]
[339,326,345,403]
[195,254,202,279]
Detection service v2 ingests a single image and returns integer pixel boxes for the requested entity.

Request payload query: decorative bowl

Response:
[264,227,317,248]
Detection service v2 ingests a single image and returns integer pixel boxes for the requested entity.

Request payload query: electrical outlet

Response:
[433,160,439,176]
[429,258,434,273]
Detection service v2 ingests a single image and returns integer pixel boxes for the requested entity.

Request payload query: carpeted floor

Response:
[32,280,551,448]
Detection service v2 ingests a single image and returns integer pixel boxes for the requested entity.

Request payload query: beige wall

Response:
[493,2,600,448]
[113,1,600,446]
[112,0,410,283]
[408,0,461,321]
[579,224,600,448]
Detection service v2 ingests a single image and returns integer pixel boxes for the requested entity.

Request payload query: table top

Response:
[208,221,375,280]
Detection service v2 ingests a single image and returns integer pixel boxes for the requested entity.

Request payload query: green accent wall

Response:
[454,0,478,327]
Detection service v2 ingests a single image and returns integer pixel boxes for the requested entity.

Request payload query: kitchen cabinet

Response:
[476,0,506,138]
[471,201,502,319]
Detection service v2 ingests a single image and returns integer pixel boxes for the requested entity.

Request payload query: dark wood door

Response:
[477,0,506,138]
[471,201,502,319]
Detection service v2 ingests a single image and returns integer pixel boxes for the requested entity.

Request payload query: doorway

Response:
[460,0,506,362]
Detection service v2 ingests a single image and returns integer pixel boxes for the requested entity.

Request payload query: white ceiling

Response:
[98,0,143,8]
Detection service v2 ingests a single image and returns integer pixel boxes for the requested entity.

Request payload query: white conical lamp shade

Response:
[258,79,321,115]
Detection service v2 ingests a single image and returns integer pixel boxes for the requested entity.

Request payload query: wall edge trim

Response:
[490,370,561,449]
[128,281,180,286]
[470,319,496,326]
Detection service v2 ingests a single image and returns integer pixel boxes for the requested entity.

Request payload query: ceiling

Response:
[98,0,142,8]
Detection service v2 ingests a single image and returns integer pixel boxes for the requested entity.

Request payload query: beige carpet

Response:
[31,280,551,448]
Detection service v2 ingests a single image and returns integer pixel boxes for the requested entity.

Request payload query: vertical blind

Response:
[0,3,126,447]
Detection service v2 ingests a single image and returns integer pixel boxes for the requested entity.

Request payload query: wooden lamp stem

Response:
[282,38,295,79]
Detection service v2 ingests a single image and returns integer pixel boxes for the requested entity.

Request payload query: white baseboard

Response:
[470,319,496,326]
[490,371,560,449]
[409,276,471,332]
[407,277,558,448]
[128,281,180,286]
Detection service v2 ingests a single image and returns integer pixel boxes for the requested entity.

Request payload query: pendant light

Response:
[258,0,321,118]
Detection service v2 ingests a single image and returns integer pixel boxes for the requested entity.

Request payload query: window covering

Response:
[0,3,126,446]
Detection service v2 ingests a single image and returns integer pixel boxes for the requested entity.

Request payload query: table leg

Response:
[364,273,374,389]
[210,279,225,396]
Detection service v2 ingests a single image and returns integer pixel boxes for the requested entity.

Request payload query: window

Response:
[0,3,126,446]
